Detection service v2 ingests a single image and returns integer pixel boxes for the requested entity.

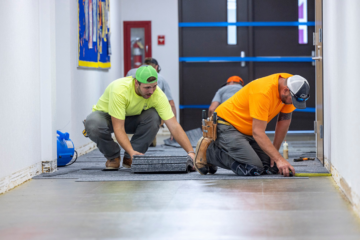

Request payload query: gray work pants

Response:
[85,109,161,159]
[206,123,278,176]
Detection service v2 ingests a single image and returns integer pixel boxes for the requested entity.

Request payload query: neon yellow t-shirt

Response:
[92,76,174,120]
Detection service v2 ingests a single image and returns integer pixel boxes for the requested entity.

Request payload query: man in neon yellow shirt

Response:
[85,66,195,169]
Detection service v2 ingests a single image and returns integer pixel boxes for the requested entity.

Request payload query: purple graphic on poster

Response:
[298,0,308,44]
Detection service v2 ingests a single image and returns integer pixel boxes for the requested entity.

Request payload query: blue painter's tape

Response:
[266,130,314,134]
[294,107,315,113]
[179,56,314,62]
[179,105,210,109]
[179,22,316,27]
[180,105,316,113]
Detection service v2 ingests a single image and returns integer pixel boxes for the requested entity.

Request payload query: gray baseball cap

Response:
[287,75,310,109]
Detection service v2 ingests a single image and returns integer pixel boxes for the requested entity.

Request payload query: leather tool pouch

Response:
[202,117,217,141]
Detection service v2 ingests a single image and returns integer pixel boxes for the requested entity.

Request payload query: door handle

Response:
[312,56,322,60]
[241,51,245,67]
[146,45,148,53]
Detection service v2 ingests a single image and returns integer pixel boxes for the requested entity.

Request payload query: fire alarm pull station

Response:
[158,35,165,45]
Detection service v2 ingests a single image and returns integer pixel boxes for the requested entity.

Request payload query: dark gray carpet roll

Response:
[131,155,194,173]
[33,139,328,182]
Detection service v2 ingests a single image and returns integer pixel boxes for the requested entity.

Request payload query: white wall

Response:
[0,0,124,185]
[324,0,360,199]
[40,0,57,163]
[118,0,180,121]
[56,0,123,149]
[0,1,41,178]
[0,0,176,187]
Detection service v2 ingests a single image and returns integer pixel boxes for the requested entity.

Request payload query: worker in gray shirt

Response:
[208,76,244,116]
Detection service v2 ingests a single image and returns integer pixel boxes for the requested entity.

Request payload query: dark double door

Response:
[179,0,315,131]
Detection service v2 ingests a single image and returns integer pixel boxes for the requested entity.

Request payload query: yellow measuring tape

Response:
[217,120,231,126]
[294,173,332,177]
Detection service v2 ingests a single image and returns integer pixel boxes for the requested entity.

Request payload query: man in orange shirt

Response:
[194,74,310,177]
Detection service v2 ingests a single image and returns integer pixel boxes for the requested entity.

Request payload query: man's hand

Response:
[188,152,196,171]
[253,118,295,177]
[276,158,295,177]
[188,152,195,161]
[130,151,144,159]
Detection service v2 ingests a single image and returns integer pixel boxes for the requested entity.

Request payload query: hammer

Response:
[294,157,315,162]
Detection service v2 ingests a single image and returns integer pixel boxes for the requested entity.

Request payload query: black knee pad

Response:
[231,162,263,176]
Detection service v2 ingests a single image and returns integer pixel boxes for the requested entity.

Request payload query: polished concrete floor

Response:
[1,134,360,239]
[0,177,360,240]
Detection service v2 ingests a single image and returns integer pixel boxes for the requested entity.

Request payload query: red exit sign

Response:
[158,35,165,45]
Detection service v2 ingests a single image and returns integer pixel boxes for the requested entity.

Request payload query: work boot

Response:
[105,157,120,169]
[208,164,218,174]
[194,137,212,175]
[263,164,279,175]
[231,162,262,176]
[150,137,156,147]
[122,156,132,169]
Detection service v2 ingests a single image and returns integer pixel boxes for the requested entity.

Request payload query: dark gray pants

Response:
[85,109,161,159]
[206,123,278,176]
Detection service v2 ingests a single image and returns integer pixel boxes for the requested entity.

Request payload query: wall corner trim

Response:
[326,159,360,218]
[76,141,97,157]
[0,142,97,195]
[0,162,42,195]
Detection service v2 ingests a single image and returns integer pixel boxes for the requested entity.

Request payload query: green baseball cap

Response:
[135,66,158,84]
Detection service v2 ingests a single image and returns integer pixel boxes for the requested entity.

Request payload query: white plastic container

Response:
[283,141,289,159]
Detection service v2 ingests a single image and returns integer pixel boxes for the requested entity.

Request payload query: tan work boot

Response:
[122,156,132,169]
[105,157,120,169]
[194,137,213,175]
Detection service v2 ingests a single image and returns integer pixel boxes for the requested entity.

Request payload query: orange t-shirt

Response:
[216,73,296,136]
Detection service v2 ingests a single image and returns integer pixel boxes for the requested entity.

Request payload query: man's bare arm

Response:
[168,100,177,140]
[111,116,143,159]
[273,112,292,150]
[252,118,295,176]
[164,116,195,160]
[169,100,177,119]
[208,101,220,117]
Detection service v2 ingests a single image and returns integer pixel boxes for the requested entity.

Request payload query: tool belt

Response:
[202,114,234,140]
[202,116,217,141]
